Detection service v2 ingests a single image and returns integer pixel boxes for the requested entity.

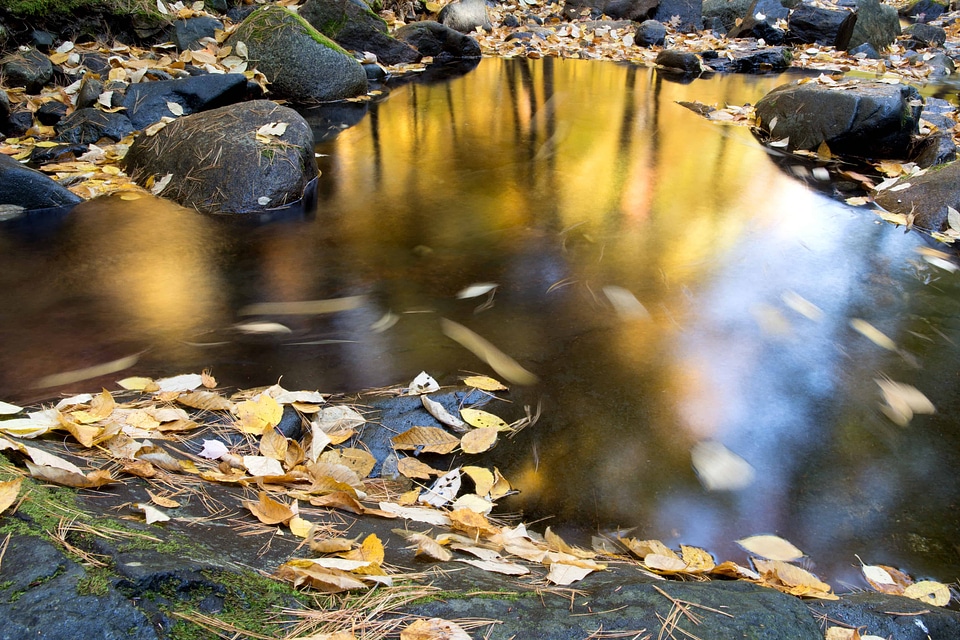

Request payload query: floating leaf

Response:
[460,408,510,431]
[440,318,539,386]
[421,395,467,432]
[903,580,951,607]
[460,427,498,454]
[462,376,508,392]
[736,535,804,562]
[691,441,755,491]
[876,379,935,427]
[850,319,897,351]
[456,282,498,299]
[392,426,460,455]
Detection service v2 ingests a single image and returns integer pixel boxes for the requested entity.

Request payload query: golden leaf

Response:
[449,508,499,538]
[398,457,442,480]
[333,448,376,479]
[644,553,689,573]
[235,394,283,435]
[289,516,313,538]
[462,465,494,495]
[399,531,453,562]
[903,580,951,607]
[309,491,367,515]
[342,533,385,566]
[242,491,294,525]
[460,427,498,454]
[861,563,912,595]
[0,478,23,515]
[462,376,508,391]
[489,467,512,500]
[400,618,471,640]
[736,535,804,562]
[176,390,233,411]
[460,408,510,431]
[392,426,460,455]
[276,560,367,593]
[622,538,679,561]
[680,545,715,573]
[545,527,595,559]
[121,460,158,478]
[147,490,181,508]
[310,536,356,554]
[69,389,116,424]
[754,558,835,599]
[260,429,288,461]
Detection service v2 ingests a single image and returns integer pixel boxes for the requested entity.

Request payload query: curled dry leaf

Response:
[421,395,468,432]
[378,502,451,526]
[134,502,170,525]
[276,559,367,593]
[176,390,233,412]
[400,531,454,562]
[449,508,499,538]
[408,371,440,395]
[147,490,180,508]
[419,468,461,507]
[0,478,23,515]
[26,461,116,489]
[860,562,913,595]
[243,491,294,525]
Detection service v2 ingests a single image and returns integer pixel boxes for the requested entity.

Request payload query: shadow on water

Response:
[2,58,959,587]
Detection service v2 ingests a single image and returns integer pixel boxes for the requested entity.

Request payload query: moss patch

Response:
[236,5,352,56]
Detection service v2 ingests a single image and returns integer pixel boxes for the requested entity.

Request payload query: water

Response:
[2,58,960,589]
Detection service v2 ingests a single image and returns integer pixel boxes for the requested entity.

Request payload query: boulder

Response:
[394,21,482,61]
[0,47,53,93]
[926,51,954,77]
[754,80,922,158]
[703,45,792,72]
[656,49,703,73]
[75,77,102,109]
[873,163,960,232]
[0,153,83,210]
[168,16,224,51]
[226,6,368,103]
[848,42,881,58]
[898,0,948,23]
[846,0,900,52]
[562,0,659,22]
[910,132,956,168]
[654,0,702,32]
[439,0,493,33]
[299,0,421,65]
[55,108,135,144]
[123,100,318,214]
[120,73,249,131]
[903,23,946,49]
[786,3,857,49]
[635,19,667,46]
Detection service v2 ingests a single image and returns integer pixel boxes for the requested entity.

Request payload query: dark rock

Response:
[55,108,135,144]
[728,14,786,43]
[0,47,53,93]
[394,21,482,61]
[299,100,369,142]
[124,100,318,214]
[848,42,881,58]
[29,143,89,166]
[169,16,224,51]
[817,591,960,638]
[903,22,946,48]
[121,73,248,131]
[205,0,228,12]
[704,0,790,33]
[299,0,420,65]
[29,29,54,50]
[226,6,368,103]
[563,0,659,22]
[755,79,922,158]
[787,3,857,49]
[926,51,955,77]
[636,19,667,46]
[7,110,34,136]
[75,77,103,109]
[911,132,956,168]
[704,45,792,72]
[655,49,703,73]
[898,0,948,23]
[0,153,83,210]
[35,100,67,126]
[364,62,387,82]
[654,0,702,32]
[79,52,111,76]
[846,0,899,51]
[503,13,521,27]
[0,89,9,129]
[874,162,960,231]
[439,0,493,32]
[277,404,304,440]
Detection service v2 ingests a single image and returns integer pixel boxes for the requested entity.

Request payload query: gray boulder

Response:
[703,45,792,72]
[120,73,249,131]
[55,108,134,144]
[654,0,702,32]
[0,153,83,210]
[903,23,946,49]
[635,19,667,46]
[226,5,367,103]
[846,0,900,52]
[755,80,922,158]
[439,0,493,32]
[563,0,659,22]
[123,100,318,214]
[787,3,857,49]
[0,47,52,94]
[394,21,481,61]
[874,162,960,233]
[656,49,703,73]
[168,16,224,51]
[298,0,421,65]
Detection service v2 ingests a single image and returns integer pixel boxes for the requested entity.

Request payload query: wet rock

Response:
[168,16,224,51]
[0,89,9,130]
[75,77,102,109]
[124,100,318,214]
[226,6,368,103]
[655,49,703,73]
[755,79,922,158]
[903,22,946,49]
[654,0,702,32]
[0,153,83,210]
[728,13,786,43]
[0,47,53,93]
[55,108,135,144]
[898,0,948,23]
[703,45,792,73]
[79,52,111,76]
[704,0,790,33]
[299,0,421,65]
[873,162,960,232]
[562,0,659,22]
[6,110,33,136]
[29,142,88,165]
[787,3,857,49]
[35,100,67,126]
[121,73,248,131]
[394,21,482,61]
[29,29,54,50]
[847,0,900,51]
[635,19,667,46]
[910,132,956,168]
[440,0,493,32]
[848,41,881,58]
[817,591,960,638]
[299,100,369,142]
[926,51,955,77]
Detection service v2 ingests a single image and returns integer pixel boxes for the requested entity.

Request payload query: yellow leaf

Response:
[69,389,116,424]
[147,490,181,508]
[903,580,951,607]
[333,447,376,479]
[398,531,453,561]
[310,536,356,554]
[260,429,289,461]
[754,558,835,598]
[450,493,494,514]
[462,375,508,391]
[400,618,472,640]
[680,545,715,573]
[392,426,460,454]
[644,553,689,573]
[276,560,367,592]
[289,515,313,538]
[449,508,499,538]
[242,491,294,525]
[342,533,385,566]
[489,467,512,500]
[861,563,912,595]
[462,465,494,495]
[398,457,443,480]
[176,390,233,411]
[116,376,155,391]
[623,538,679,561]
[235,394,283,435]
[850,318,897,351]
[460,408,510,431]
[0,478,23,515]
[545,527,595,559]
[736,534,804,562]
[460,427,498,454]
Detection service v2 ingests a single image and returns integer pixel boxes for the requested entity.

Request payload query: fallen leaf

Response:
[860,562,912,595]
[400,618,472,640]
[460,427,498,454]
[457,557,529,576]
[342,534,385,566]
[147,490,181,508]
[26,462,116,488]
[235,394,283,435]
[0,401,22,415]
[398,531,453,561]
[449,508,499,538]
[166,101,183,116]
[398,457,443,480]
[462,376,508,392]
[176,390,233,411]
[408,371,440,395]
[903,580,951,607]
[460,408,510,431]
[378,502,451,526]
[257,121,288,137]
[243,491,294,525]
[243,455,285,477]
[547,562,595,585]
[450,493,494,514]
[0,478,23,515]
[419,468,462,507]
[462,465,494,496]
[392,426,460,455]
[736,535,804,562]
[276,559,367,592]
[198,439,229,460]
[421,395,468,432]
[260,429,289,461]
[691,440,755,491]
[134,502,170,524]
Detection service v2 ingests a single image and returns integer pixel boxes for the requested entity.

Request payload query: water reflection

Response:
[1,58,958,586]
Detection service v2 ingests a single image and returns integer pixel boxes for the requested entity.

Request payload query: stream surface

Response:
[2,57,960,589]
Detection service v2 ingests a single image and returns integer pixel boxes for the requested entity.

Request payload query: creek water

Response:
[2,57,960,589]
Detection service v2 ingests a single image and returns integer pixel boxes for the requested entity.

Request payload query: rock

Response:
[123,100,317,214]
[120,73,249,131]
[35,100,67,126]
[28,142,89,166]
[654,0,702,32]
[439,0,493,32]
[75,77,102,109]
[300,101,369,142]
[755,80,922,158]
[903,22,946,49]
[563,0,659,22]
[29,29,54,50]
[926,51,954,77]
[874,161,960,232]
[898,0,948,23]
[394,21,482,61]
[299,0,421,65]
[635,19,667,46]
[848,42,881,58]
[0,89,10,130]
[703,45,792,72]
[226,6,368,103]
[6,110,34,136]
[728,12,787,43]
[846,0,899,51]
[0,153,83,210]
[169,16,224,51]
[656,49,703,73]
[911,132,956,168]
[787,3,857,49]
[55,108,135,144]
[0,47,53,93]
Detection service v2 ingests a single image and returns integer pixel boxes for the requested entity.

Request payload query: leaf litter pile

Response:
[0,365,955,639]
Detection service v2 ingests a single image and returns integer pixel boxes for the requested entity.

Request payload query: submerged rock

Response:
[124,100,317,214]
[754,80,922,158]
[394,21,482,60]
[0,153,83,211]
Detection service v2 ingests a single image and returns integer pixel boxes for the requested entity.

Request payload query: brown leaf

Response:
[398,531,453,562]
[121,460,159,478]
[26,462,116,488]
[449,508,499,539]
[176,390,233,411]
[392,426,460,455]
[398,457,443,480]
[325,447,376,479]
[460,427,498,454]
[309,491,368,515]
[275,559,367,592]
[242,491,294,525]
[400,618,472,640]
[147,489,181,508]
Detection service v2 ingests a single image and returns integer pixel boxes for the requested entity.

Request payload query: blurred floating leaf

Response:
[370,310,399,333]
[602,285,650,320]
[691,441,755,491]
[34,354,140,389]
[239,296,365,317]
[421,395,467,432]
[456,282,498,299]
[736,535,804,562]
[234,321,292,335]
[876,379,935,426]
[392,426,459,455]
[781,290,823,321]
[440,318,539,386]
[460,427,498,454]
[462,375,508,392]
[850,319,897,351]
[903,580,951,607]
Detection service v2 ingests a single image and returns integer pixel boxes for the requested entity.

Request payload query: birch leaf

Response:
[457,558,529,576]
[421,395,467,432]
[401,532,453,561]
[460,427,498,454]
[260,429,288,461]
[462,376,508,391]
[176,390,233,412]
[419,468,461,507]
[198,439,229,460]
[147,490,181,508]
[0,401,22,415]
[0,478,23,515]
[378,502,451,526]
[398,457,443,480]
[243,455,284,477]
[243,491,294,525]
[408,371,440,395]
[903,580,951,607]
[166,101,183,116]
[392,426,460,455]
[736,535,804,562]
[289,516,313,538]
[460,408,510,431]
[400,618,472,640]
[547,562,595,585]
[134,502,170,524]
[462,465,494,496]
[26,462,115,488]
[235,394,283,435]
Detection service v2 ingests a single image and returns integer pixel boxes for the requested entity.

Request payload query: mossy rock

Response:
[299,0,421,64]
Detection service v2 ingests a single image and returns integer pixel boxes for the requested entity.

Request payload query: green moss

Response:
[76,567,112,597]
[238,6,352,57]
[3,0,160,18]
